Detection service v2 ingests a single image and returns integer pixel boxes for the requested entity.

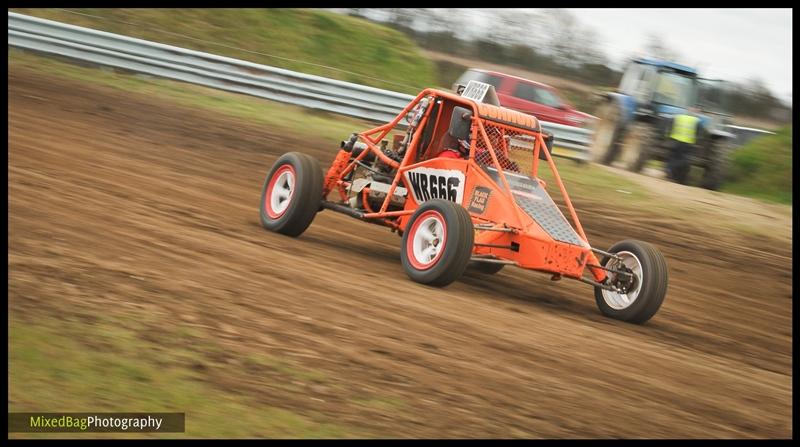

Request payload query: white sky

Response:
[566,9,792,104]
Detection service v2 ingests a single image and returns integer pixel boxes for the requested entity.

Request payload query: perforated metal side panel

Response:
[483,167,584,246]
[513,192,584,246]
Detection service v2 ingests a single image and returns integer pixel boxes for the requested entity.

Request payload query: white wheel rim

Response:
[601,251,644,310]
[270,170,294,216]
[412,216,445,266]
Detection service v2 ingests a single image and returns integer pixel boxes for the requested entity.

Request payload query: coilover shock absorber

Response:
[323,134,359,196]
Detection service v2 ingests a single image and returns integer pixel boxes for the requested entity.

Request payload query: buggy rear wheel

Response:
[400,199,474,287]
[593,240,668,324]
[259,152,323,237]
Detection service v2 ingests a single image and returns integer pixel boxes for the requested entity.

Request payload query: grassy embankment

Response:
[11,8,437,94]
[722,127,792,205]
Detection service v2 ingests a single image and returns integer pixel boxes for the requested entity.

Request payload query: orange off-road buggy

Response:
[259,83,668,324]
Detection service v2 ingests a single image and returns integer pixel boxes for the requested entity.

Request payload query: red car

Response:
[453,69,595,127]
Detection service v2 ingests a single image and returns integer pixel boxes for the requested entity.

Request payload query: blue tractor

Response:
[591,58,736,189]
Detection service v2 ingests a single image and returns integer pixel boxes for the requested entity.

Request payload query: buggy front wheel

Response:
[593,240,668,324]
[400,199,474,287]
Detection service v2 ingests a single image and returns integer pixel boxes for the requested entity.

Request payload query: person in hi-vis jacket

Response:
[666,106,703,184]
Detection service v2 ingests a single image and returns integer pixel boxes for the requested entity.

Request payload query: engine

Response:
[337,136,407,213]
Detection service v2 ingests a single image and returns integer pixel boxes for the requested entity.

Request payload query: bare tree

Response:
[345,8,363,17]
[385,8,455,33]
[388,8,415,29]
[482,9,541,47]
[644,34,680,61]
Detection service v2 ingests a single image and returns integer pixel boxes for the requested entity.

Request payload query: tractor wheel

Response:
[592,100,623,165]
[259,152,324,237]
[699,138,735,190]
[670,162,691,185]
[619,122,657,173]
[400,199,474,287]
[593,240,668,324]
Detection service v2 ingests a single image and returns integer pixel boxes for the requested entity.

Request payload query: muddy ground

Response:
[8,65,792,438]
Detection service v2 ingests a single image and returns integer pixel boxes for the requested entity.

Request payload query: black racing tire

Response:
[259,152,323,237]
[467,261,505,275]
[400,199,474,287]
[593,240,668,324]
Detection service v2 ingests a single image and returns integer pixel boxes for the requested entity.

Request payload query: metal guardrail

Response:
[7,12,594,161]
[725,125,776,148]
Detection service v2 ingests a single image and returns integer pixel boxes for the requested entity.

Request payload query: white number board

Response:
[460,80,500,105]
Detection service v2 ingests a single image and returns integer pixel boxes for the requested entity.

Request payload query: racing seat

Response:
[437,106,472,159]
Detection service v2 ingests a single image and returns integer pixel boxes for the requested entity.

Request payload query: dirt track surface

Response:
[9,65,792,438]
